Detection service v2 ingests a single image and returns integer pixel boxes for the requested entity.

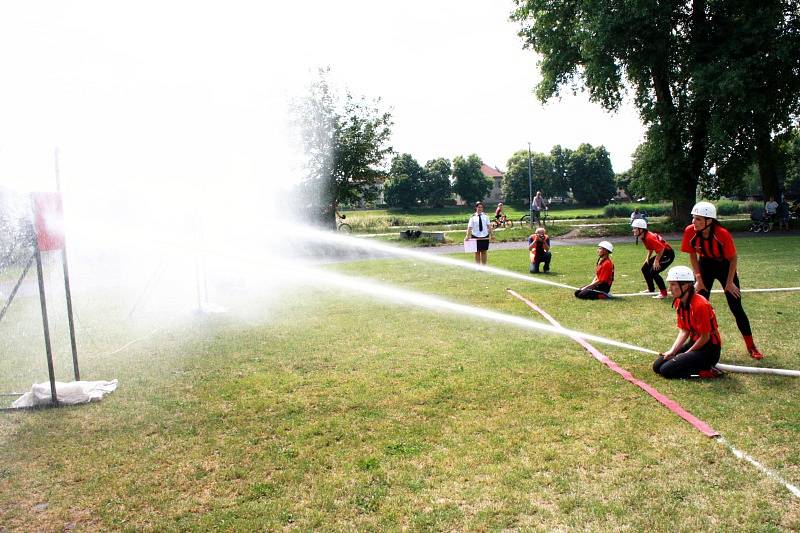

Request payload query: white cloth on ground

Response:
[11,380,118,408]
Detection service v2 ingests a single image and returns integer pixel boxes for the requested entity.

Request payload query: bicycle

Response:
[520,208,548,228]
[490,215,514,230]
[336,213,351,233]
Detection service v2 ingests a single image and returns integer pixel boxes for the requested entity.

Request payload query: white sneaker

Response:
[652,293,668,299]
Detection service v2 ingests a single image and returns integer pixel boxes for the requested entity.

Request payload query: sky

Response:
[0,0,644,197]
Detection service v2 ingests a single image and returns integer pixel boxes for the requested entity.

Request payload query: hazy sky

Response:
[0,1,644,195]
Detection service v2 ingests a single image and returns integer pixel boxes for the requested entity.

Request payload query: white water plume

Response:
[291,224,580,291]
[252,256,658,356]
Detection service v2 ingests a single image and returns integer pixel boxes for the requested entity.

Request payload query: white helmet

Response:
[598,240,613,253]
[667,265,695,282]
[691,201,717,220]
[631,219,647,229]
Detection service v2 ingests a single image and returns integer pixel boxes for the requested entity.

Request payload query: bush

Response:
[603,200,760,218]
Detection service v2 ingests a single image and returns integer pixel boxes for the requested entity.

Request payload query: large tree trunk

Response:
[754,113,781,200]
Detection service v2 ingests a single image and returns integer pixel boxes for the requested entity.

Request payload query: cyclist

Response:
[681,201,764,359]
[652,266,723,379]
[631,219,674,298]
[494,202,507,225]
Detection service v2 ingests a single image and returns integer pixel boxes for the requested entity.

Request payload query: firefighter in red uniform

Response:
[528,227,551,273]
[574,241,614,299]
[653,266,723,379]
[631,218,675,298]
[681,201,763,359]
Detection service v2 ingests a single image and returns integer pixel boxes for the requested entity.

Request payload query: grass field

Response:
[1,236,799,530]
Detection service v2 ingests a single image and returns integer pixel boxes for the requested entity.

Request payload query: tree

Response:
[567,144,616,205]
[705,0,800,199]
[502,150,549,203]
[548,145,572,197]
[421,158,453,207]
[384,174,419,209]
[452,154,491,205]
[292,69,393,227]
[512,1,800,220]
[384,153,423,208]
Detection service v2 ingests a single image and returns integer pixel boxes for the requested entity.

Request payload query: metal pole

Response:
[55,148,80,381]
[0,252,35,323]
[527,142,533,229]
[34,244,59,407]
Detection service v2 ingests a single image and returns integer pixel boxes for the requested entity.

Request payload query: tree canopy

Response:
[421,158,453,207]
[384,153,424,209]
[512,0,800,220]
[292,69,393,227]
[453,154,491,205]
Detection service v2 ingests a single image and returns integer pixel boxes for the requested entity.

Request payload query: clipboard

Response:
[463,239,478,253]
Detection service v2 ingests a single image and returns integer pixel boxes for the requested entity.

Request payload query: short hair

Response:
[475,201,484,207]
[535,227,545,234]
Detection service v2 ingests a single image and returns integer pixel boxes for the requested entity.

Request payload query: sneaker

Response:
[697,367,724,379]
[748,347,764,360]
[543,266,550,273]
[652,293,668,299]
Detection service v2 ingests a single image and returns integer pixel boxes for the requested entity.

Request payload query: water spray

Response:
[293,225,580,291]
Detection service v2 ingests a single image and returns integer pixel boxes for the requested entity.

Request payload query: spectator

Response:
[465,201,493,265]
[532,191,547,228]
[630,207,645,223]
[528,227,551,273]
[777,196,790,231]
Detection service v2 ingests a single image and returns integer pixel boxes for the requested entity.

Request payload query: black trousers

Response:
[698,257,752,337]
[530,251,552,273]
[653,340,721,379]
[574,282,611,300]
[641,248,675,292]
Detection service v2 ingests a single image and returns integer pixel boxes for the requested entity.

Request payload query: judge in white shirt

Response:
[465,201,494,264]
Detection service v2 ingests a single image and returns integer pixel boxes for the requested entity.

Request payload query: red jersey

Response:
[681,224,736,260]
[674,293,722,346]
[595,257,614,286]
[641,230,671,253]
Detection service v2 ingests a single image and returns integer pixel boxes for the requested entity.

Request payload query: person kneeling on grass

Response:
[528,227,551,273]
[652,266,723,379]
[574,241,614,299]
[631,218,674,299]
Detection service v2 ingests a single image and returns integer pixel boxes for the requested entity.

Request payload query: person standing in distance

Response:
[574,241,614,299]
[652,266,723,379]
[631,219,675,298]
[681,201,764,359]
[528,227,551,273]
[465,201,493,265]
[532,191,546,228]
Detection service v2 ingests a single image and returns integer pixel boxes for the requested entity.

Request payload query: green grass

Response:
[1,237,799,530]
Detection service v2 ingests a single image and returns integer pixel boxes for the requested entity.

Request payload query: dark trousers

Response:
[653,340,721,379]
[698,258,752,337]
[530,251,552,273]
[641,248,675,292]
[574,282,611,300]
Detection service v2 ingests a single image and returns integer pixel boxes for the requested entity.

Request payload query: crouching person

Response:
[528,228,551,273]
[574,241,614,299]
[653,266,722,379]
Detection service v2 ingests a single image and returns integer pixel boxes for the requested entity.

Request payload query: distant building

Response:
[481,164,504,203]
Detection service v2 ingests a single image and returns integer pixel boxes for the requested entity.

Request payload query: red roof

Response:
[481,164,504,178]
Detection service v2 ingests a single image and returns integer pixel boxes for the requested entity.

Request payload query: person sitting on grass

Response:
[631,218,674,299]
[574,241,614,299]
[528,227,551,273]
[652,266,723,379]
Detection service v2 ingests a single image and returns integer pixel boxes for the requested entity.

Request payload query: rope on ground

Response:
[507,288,800,500]
[506,288,719,437]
